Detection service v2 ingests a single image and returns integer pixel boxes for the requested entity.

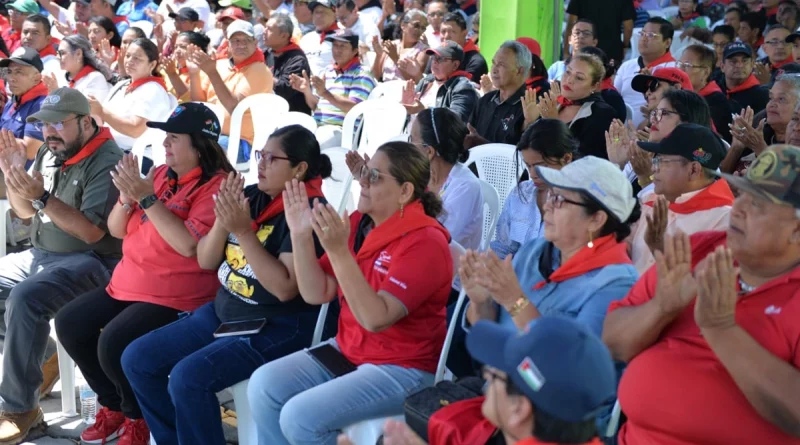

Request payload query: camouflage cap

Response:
[716,145,800,209]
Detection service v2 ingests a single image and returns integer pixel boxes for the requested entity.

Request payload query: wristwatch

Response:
[138,194,159,210]
[31,191,50,211]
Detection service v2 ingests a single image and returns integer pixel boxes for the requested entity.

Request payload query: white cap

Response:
[226,20,255,39]
[535,156,636,222]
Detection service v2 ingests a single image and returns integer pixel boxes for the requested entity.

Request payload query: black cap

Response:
[775,63,800,76]
[787,32,800,44]
[0,47,43,72]
[169,7,199,21]
[637,123,726,170]
[425,40,464,62]
[147,103,221,141]
[324,29,359,48]
[723,41,753,59]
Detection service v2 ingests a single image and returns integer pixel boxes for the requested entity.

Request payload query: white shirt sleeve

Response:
[77,71,111,103]
[128,83,173,122]
[440,166,484,251]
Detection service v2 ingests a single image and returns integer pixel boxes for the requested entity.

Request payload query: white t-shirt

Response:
[440,162,483,251]
[548,60,566,82]
[156,0,212,31]
[614,57,677,128]
[425,26,441,49]
[299,31,333,77]
[103,80,173,150]
[347,16,380,51]
[70,70,111,102]
[359,6,383,29]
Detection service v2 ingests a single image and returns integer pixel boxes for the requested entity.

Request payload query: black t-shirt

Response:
[601,88,627,121]
[214,185,325,322]
[718,78,769,115]
[569,100,617,159]
[566,0,635,65]
[461,50,488,82]
[703,90,733,143]
[266,48,312,115]
[469,84,527,145]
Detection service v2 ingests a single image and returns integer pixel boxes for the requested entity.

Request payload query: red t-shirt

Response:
[319,213,452,374]
[610,231,800,445]
[515,438,604,445]
[107,166,225,311]
[2,28,20,54]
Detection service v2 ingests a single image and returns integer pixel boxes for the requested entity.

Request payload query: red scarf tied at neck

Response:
[274,42,302,55]
[251,177,325,230]
[68,65,97,88]
[698,80,722,97]
[600,77,616,91]
[319,23,340,43]
[38,44,56,59]
[61,127,113,170]
[726,74,760,98]
[644,180,734,214]
[12,81,48,112]
[126,76,167,94]
[232,50,265,72]
[532,234,632,290]
[334,56,360,74]
[463,39,479,54]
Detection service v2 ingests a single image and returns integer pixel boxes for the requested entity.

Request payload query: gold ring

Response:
[614,137,620,143]
[322,226,330,232]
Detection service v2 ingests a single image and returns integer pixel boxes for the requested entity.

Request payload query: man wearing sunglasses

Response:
[718,42,770,115]
[631,67,693,126]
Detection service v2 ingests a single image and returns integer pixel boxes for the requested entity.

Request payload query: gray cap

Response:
[226,19,255,39]
[535,156,636,222]
[27,88,91,123]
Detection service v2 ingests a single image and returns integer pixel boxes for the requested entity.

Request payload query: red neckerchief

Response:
[251,177,325,230]
[679,11,700,21]
[640,51,675,69]
[68,65,96,87]
[532,234,632,290]
[113,16,128,25]
[726,74,760,97]
[772,56,794,70]
[353,201,449,263]
[766,5,778,17]
[698,80,722,97]
[274,42,302,55]
[753,36,764,51]
[526,75,545,93]
[216,40,229,60]
[11,82,48,112]
[463,39,479,54]
[514,437,604,445]
[232,50,265,72]
[38,44,56,59]
[334,56,360,74]
[448,70,472,80]
[601,77,616,91]
[126,76,167,94]
[644,180,734,214]
[460,0,476,10]
[178,66,189,75]
[62,127,113,170]
[165,166,202,192]
[318,23,340,44]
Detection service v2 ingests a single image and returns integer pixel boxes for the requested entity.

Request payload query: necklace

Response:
[739,277,757,294]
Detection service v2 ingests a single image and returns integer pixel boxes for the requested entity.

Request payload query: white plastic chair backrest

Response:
[311,303,330,347]
[129,20,154,38]
[320,146,356,213]
[340,99,407,154]
[226,93,290,169]
[605,399,622,437]
[434,241,467,383]
[367,80,406,101]
[465,143,525,213]
[625,103,633,122]
[275,111,318,133]
[722,138,731,151]
[195,101,227,129]
[130,128,166,174]
[477,179,500,251]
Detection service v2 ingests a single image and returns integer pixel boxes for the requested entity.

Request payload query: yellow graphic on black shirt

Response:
[256,225,274,243]
[226,244,247,270]
[226,274,254,298]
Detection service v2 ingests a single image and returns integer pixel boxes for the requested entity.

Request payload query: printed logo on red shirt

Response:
[374,250,392,274]
[389,276,408,290]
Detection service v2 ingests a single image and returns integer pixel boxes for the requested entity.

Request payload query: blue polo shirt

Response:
[0,86,45,166]
[116,0,158,27]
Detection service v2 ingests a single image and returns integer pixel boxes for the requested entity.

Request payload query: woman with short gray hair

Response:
[46,34,111,101]
[372,8,429,81]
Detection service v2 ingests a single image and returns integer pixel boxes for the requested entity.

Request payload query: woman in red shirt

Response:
[248,141,453,445]
[54,103,233,445]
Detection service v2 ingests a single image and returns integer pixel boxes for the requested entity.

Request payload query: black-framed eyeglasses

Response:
[545,189,589,209]
[359,164,395,184]
[649,108,682,123]
[255,150,292,165]
[427,11,444,17]
[571,30,594,38]
[765,40,788,47]
[651,155,688,170]
[481,366,508,384]
[33,116,79,132]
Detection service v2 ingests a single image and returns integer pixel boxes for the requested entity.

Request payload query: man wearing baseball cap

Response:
[2,0,39,53]
[631,67,693,121]
[604,144,800,445]
[299,0,340,76]
[0,87,122,444]
[630,123,734,273]
[718,41,769,114]
[188,19,272,166]
[156,0,211,33]
[0,47,47,168]
[403,40,478,122]
[213,6,247,60]
[168,7,203,32]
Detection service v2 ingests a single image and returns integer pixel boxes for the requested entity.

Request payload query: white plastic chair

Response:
[340,99,407,155]
[605,399,622,438]
[342,241,467,445]
[0,199,10,257]
[625,104,633,122]
[367,80,406,102]
[226,93,290,171]
[465,143,525,213]
[46,320,77,417]
[275,111,318,133]
[320,147,357,213]
[477,179,500,251]
[130,128,167,173]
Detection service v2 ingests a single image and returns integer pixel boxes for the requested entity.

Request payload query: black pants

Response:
[54,288,180,418]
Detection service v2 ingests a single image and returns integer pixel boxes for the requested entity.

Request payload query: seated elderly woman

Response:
[247,141,453,445]
[461,155,640,337]
[371,9,429,82]
[121,125,333,445]
[603,146,800,445]
[54,103,234,444]
[88,38,175,151]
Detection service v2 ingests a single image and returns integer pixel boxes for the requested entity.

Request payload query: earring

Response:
[587,231,594,248]
[400,202,405,218]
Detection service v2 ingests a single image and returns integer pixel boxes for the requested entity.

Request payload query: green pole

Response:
[479,0,564,68]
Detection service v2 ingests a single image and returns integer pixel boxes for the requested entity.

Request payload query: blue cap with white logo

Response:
[466,317,616,423]
[147,103,221,141]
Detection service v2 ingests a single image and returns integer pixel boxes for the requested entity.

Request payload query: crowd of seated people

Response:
[0,1,798,445]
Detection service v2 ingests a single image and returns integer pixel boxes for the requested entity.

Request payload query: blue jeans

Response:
[121,302,318,445]
[248,338,434,445]
[218,135,253,164]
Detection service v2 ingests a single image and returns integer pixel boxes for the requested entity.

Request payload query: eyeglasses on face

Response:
[571,30,594,39]
[33,116,79,132]
[638,31,662,40]
[255,150,292,165]
[651,155,688,170]
[359,164,395,184]
[649,108,682,123]
[545,189,589,209]
[427,11,444,17]
[765,40,788,47]
[677,61,705,70]
[432,55,452,64]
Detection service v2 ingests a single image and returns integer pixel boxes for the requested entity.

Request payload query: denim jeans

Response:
[248,338,434,445]
[218,135,253,164]
[121,302,318,445]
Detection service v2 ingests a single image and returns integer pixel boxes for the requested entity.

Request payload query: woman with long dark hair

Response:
[54,103,234,445]
[48,34,111,100]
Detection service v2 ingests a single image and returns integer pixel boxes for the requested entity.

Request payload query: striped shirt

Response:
[314,62,376,127]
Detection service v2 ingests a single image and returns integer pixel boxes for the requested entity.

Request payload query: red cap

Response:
[516,37,541,58]
[632,67,694,92]
[219,6,245,21]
